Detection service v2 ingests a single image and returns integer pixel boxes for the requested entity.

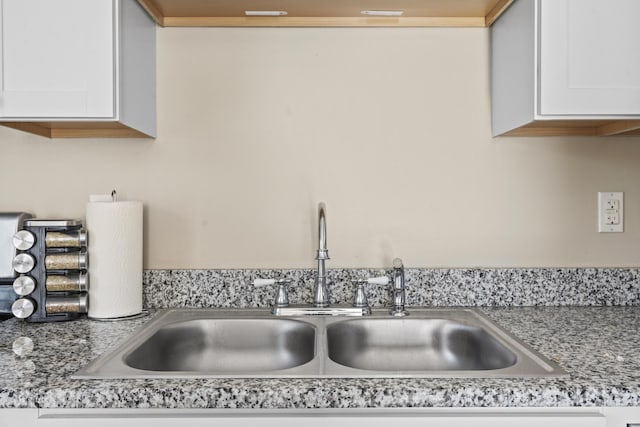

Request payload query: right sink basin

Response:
[323,308,565,378]
[326,318,517,372]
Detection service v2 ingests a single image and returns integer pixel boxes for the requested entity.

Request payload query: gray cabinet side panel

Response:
[118,0,157,137]
[490,0,536,136]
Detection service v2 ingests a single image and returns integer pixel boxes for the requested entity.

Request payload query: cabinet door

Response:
[0,0,114,118]
[539,0,640,116]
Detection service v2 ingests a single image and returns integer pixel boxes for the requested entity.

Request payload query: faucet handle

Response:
[351,276,390,312]
[253,278,279,287]
[352,283,370,313]
[364,276,390,286]
[253,278,292,309]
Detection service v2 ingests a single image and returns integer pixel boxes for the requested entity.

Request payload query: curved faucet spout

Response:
[317,203,329,260]
[314,202,330,307]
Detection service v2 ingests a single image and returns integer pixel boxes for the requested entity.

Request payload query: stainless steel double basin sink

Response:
[74,308,566,379]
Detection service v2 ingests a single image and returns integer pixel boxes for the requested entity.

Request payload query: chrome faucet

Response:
[313,202,330,307]
[390,258,409,316]
[255,202,369,316]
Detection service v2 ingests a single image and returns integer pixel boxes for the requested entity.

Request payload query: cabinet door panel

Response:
[539,0,640,115]
[0,0,114,118]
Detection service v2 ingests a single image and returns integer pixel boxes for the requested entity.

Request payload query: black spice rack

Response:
[12,220,88,322]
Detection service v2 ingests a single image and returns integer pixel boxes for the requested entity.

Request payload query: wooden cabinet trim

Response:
[137,0,515,27]
[498,119,640,137]
[1,122,152,138]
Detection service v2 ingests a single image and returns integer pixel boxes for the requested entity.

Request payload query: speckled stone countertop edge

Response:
[1,306,640,409]
[2,267,640,410]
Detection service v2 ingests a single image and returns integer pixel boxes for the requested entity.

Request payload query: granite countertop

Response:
[1,306,640,409]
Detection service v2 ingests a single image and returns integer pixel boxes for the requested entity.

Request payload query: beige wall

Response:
[1,27,640,268]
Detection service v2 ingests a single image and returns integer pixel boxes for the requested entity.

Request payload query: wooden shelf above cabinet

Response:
[0,122,152,139]
[499,120,640,137]
[137,0,514,27]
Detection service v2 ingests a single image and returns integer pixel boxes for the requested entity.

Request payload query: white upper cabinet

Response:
[0,0,156,138]
[539,0,640,116]
[491,0,640,136]
[0,0,114,119]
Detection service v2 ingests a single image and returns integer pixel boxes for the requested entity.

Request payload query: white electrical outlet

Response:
[598,192,624,233]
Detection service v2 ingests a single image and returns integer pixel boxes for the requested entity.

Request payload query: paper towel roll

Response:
[86,197,143,319]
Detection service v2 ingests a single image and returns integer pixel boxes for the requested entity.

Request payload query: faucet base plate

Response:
[272,305,370,317]
[390,309,410,317]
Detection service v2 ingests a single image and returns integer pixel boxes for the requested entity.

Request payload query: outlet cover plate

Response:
[598,192,624,233]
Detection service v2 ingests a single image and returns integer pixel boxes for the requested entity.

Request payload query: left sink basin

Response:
[126,318,315,373]
[74,309,319,378]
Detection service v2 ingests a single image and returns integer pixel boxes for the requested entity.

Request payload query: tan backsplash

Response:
[1,27,640,268]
